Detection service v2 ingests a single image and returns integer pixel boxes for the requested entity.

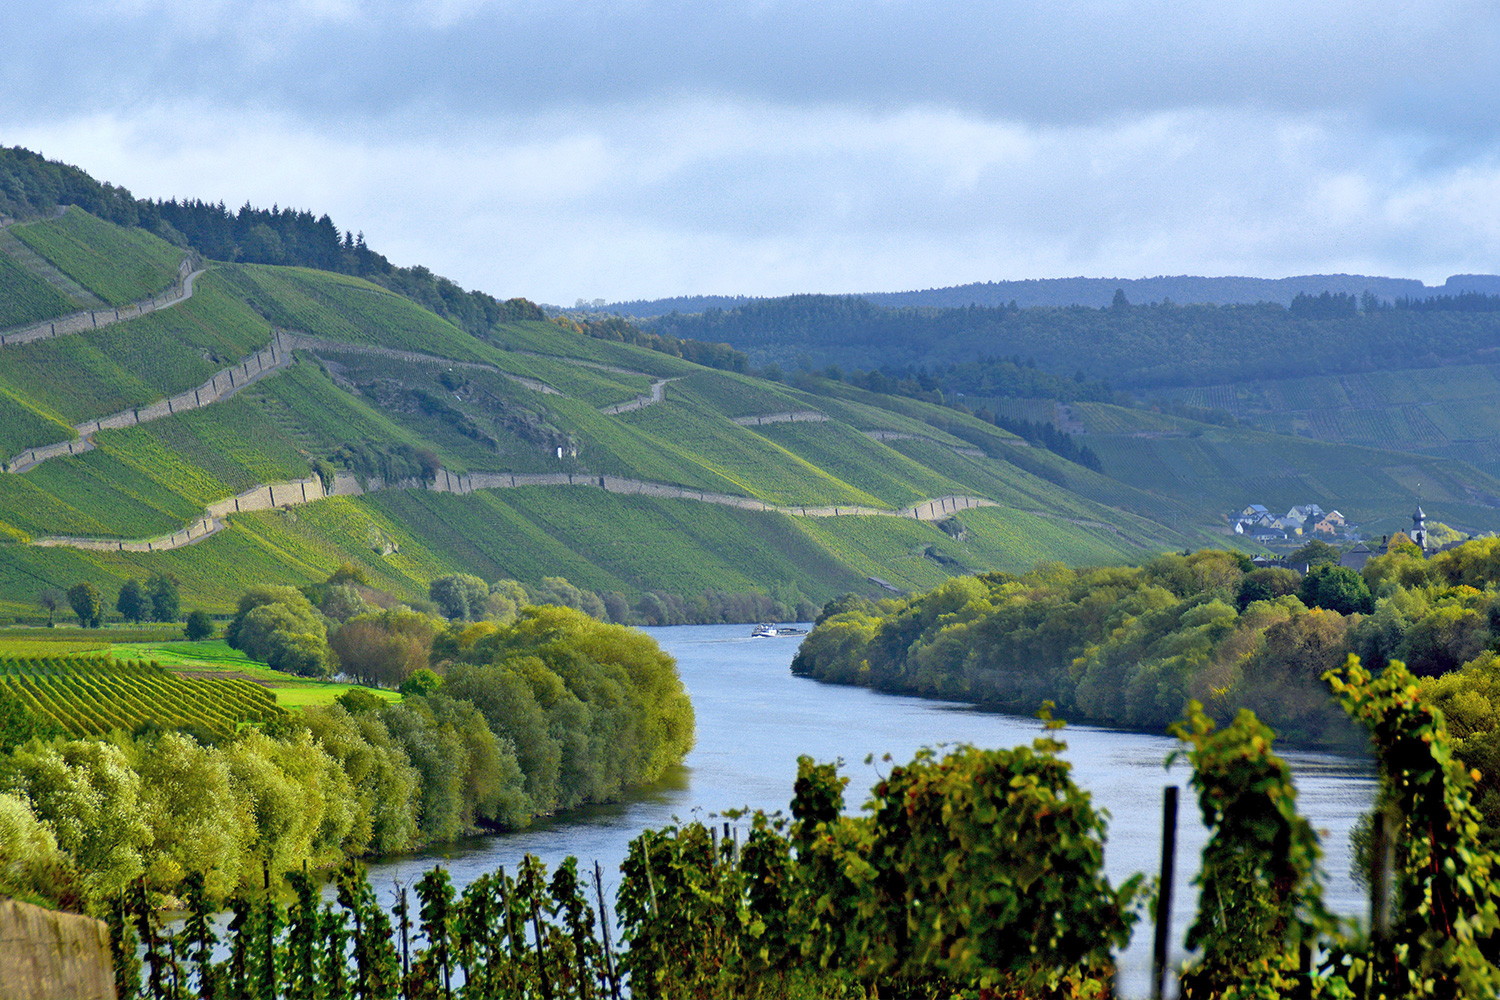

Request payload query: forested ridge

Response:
[0,146,541,339]
[644,292,1500,389]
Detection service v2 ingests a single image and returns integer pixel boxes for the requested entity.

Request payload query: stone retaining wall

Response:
[600,378,672,415]
[862,429,986,457]
[0,898,115,1000]
[0,257,197,347]
[731,410,828,426]
[30,462,1001,552]
[5,329,295,473]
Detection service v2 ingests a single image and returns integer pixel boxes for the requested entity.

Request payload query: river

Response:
[365,623,1378,998]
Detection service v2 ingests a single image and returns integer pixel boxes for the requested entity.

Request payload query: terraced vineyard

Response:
[220,265,490,362]
[9,208,183,306]
[0,655,282,735]
[19,197,1500,619]
[0,250,77,328]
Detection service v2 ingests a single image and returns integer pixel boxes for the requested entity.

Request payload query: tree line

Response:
[794,534,1500,845]
[2,145,756,378]
[0,597,694,916]
[0,146,542,339]
[643,290,1500,390]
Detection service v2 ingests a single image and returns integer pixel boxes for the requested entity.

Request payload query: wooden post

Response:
[1151,786,1179,1000]
[594,861,622,1000]
[1371,806,1395,944]
[395,883,410,999]
[642,839,659,918]
[499,866,520,994]
[530,893,554,1000]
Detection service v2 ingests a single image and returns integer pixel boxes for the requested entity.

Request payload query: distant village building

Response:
[1230,501,1354,539]
[1339,541,1373,571]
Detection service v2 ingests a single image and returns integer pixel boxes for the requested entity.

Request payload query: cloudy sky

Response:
[4,1,1500,304]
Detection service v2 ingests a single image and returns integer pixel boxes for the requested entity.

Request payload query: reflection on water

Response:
[366,623,1377,999]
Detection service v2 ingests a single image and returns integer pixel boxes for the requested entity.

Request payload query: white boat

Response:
[750,623,808,637]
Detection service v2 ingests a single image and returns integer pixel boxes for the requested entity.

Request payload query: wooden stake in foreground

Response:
[1151,785,1179,1000]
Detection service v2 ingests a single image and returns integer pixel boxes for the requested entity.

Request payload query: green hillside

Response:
[1161,365,1500,478]
[5,202,1441,621]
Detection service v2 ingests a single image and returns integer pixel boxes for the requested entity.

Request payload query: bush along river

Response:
[358,623,1376,998]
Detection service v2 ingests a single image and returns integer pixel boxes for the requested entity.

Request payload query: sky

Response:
[4,0,1500,305]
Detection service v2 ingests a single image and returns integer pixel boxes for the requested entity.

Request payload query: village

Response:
[1231,503,1355,543]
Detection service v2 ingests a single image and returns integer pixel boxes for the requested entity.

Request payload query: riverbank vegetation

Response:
[794,536,1500,839]
[0,580,693,914]
[87,658,1500,999]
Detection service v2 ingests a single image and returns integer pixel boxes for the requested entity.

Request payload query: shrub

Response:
[183,610,214,641]
[399,668,443,698]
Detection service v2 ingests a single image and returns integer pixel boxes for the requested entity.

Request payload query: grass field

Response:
[106,639,402,709]
[10,208,183,306]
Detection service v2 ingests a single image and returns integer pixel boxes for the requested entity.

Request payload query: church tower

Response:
[1411,503,1428,552]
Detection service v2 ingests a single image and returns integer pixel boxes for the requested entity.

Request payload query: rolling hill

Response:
[0,182,1238,620]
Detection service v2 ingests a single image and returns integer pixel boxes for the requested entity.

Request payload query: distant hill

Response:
[594,273,1500,317]
[640,293,1500,390]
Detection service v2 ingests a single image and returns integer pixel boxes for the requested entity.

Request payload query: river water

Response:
[365,623,1378,998]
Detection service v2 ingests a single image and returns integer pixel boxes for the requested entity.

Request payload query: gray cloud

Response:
[4,1,1500,302]
[6,1,1499,129]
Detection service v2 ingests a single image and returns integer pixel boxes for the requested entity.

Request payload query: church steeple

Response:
[1412,489,1428,552]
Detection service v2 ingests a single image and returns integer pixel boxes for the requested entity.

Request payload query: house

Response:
[1308,510,1346,536]
[1339,541,1373,571]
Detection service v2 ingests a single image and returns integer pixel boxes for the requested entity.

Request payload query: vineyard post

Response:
[262,859,276,1000]
[1369,804,1396,979]
[594,860,622,1000]
[530,891,554,1000]
[395,882,411,999]
[167,929,181,1000]
[499,865,521,994]
[1151,785,1179,1000]
[641,838,659,917]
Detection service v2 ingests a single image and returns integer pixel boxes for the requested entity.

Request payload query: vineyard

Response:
[0,655,281,736]
[674,369,806,417]
[0,248,77,328]
[495,318,700,377]
[752,420,961,507]
[218,266,489,362]
[0,275,273,426]
[621,395,877,506]
[9,207,183,306]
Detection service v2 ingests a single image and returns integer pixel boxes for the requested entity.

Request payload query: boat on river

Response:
[751,623,808,637]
